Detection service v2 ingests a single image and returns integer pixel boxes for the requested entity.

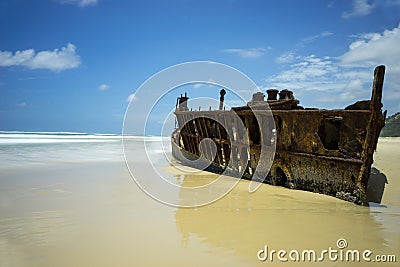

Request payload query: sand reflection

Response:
[174,171,398,265]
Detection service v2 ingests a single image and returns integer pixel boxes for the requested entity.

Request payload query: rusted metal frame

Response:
[176,114,186,133]
[188,114,200,156]
[276,150,363,164]
[176,114,189,151]
[207,116,218,162]
[193,118,204,157]
[214,113,223,142]
[202,114,212,161]
[184,114,197,155]
[205,117,213,138]
[244,113,251,142]
[233,115,245,171]
[210,114,224,165]
[180,114,192,154]
[357,65,385,193]
[190,115,200,156]
[180,114,191,154]
[259,114,270,147]
[209,113,223,166]
[234,109,371,116]
[216,119,226,166]
[243,114,253,173]
[182,134,191,153]
[221,112,232,166]
[194,117,204,137]
[200,117,209,137]
[187,113,196,133]
[196,117,208,160]
[198,117,210,160]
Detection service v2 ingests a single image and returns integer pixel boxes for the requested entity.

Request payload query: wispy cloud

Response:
[342,0,375,19]
[269,55,355,91]
[56,0,98,7]
[341,23,400,100]
[275,31,333,64]
[276,52,298,64]
[222,47,269,58]
[126,93,137,102]
[0,43,81,72]
[302,31,333,44]
[16,102,27,107]
[266,23,400,112]
[340,23,400,71]
[267,54,374,107]
[98,84,110,91]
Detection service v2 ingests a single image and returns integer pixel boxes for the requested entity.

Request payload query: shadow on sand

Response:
[366,167,388,204]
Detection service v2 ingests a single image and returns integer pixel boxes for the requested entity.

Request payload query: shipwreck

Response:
[171,65,387,205]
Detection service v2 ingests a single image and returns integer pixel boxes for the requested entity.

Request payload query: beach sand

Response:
[0,137,399,266]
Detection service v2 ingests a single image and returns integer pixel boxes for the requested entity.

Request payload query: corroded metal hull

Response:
[171,131,225,175]
[171,66,387,205]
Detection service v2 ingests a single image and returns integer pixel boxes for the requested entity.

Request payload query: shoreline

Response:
[0,137,398,266]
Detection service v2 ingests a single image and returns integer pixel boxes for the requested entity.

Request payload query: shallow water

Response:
[0,133,398,266]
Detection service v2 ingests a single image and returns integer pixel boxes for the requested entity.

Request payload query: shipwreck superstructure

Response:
[171,66,387,205]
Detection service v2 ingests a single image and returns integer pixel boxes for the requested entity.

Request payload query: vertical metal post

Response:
[357,65,386,204]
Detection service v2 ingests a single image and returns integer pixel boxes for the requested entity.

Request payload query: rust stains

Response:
[172,66,386,205]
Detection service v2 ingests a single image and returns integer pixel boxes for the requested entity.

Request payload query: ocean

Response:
[0,132,399,266]
[0,131,167,169]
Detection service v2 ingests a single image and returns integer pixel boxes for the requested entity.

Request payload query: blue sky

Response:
[1,0,400,134]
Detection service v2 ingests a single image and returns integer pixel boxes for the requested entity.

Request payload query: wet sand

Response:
[0,138,399,266]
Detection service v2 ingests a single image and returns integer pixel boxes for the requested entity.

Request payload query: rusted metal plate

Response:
[172,66,386,205]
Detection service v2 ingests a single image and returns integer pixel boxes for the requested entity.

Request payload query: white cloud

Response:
[222,48,269,58]
[275,52,297,64]
[340,23,400,71]
[16,102,27,107]
[268,55,365,93]
[98,84,110,91]
[341,23,400,101]
[267,54,380,105]
[193,83,203,88]
[342,0,375,19]
[126,93,137,102]
[266,24,400,113]
[302,31,333,44]
[0,43,81,72]
[276,31,333,64]
[56,0,98,7]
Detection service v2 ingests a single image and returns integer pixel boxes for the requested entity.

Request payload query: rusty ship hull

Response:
[171,66,387,205]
